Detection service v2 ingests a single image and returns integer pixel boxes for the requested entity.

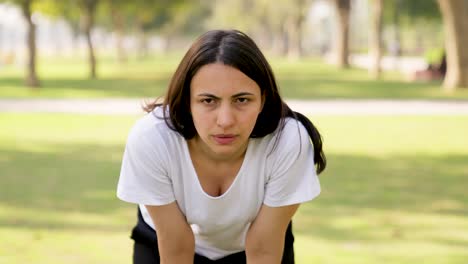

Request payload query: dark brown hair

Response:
[144,29,326,174]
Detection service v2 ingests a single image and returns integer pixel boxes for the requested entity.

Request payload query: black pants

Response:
[131,208,295,264]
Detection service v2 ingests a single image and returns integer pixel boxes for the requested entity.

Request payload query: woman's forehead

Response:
[190,63,260,95]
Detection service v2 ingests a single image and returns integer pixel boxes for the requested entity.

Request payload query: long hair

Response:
[144,29,326,174]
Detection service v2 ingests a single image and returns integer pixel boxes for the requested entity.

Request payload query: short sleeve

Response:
[263,119,321,207]
[116,118,175,206]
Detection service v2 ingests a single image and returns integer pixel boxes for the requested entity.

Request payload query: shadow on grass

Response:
[1,145,467,241]
[2,74,466,100]
[0,77,169,98]
[317,154,468,210]
[278,78,450,99]
[294,153,468,249]
[0,143,125,214]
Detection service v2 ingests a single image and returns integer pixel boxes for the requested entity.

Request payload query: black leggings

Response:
[131,208,295,264]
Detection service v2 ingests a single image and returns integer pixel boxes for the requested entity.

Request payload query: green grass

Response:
[294,115,468,263]
[0,114,137,263]
[0,113,467,263]
[1,54,468,100]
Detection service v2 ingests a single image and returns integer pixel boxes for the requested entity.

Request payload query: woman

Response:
[117,29,326,264]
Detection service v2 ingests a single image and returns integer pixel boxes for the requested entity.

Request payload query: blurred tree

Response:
[206,0,312,58]
[283,0,311,59]
[128,0,184,58]
[437,0,468,90]
[245,0,289,54]
[383,0,441,55]
[110,2,126,62]
[395,0,441,23]
[97,0,133,63]
[248,0,289,54]
[205,0,258,39]
[1,0,40,87]
[78,0,98,79]
[34,0,81,54]
[331,0,350,68]
[157,0,211,51]
[94,0,207,58]
[369,0,383,79]
[21,0,40,87]
[35,0,101,78]
[34,0,68,17]
[383,0,401,56]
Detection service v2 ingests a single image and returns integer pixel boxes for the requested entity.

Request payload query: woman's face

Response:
[189,63,263,161]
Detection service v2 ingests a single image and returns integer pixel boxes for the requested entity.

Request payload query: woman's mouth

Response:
[213,134,237,145]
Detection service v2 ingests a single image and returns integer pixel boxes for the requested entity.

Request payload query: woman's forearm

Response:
[245,225,283,264]
[145,203,195,264]
[245,204,298,264]
[157,225,195,264]
[246,251,282,264]
[245,239,283,264]
[157,226,195,264]
[159,249,194,264]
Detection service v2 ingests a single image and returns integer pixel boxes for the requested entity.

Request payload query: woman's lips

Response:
[213,134,237,144]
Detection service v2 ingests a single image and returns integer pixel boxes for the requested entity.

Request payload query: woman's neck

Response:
[187,137,248,165]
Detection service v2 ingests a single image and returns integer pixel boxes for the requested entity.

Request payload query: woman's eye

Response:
[236,98,249,104]
[201,98,215,104]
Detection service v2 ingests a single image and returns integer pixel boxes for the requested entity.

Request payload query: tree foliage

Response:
[206,0,312,57]
[383,0,441,25]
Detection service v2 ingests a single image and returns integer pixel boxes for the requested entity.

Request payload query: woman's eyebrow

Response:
[196,93,220,99]
[196,92,255,98]
[232,92,254,98]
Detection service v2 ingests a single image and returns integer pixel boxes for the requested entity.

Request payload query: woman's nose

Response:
[216,104,235,128]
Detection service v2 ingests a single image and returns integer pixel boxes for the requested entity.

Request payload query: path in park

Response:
[1,98,468,115]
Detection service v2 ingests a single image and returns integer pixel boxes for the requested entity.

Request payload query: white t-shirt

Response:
[117,108,321,260]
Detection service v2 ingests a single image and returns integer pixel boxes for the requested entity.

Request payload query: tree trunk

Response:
[271,25,287,56]
[332,0,351,68]
[81,0,98,79]
[391,0,402,56]
[286,0,307,60]
[285,16,301,60]
[369,0,383,79]
[287,13,306,60]
[137,30,148,59]
[437,0,468,90]
[68,20,81,55]
[111,6,127,63]
[135,18,149,59]
[21,0,40,88]
[258,15,274,51]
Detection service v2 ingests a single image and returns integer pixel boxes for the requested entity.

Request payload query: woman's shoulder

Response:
[282,117,307,136]
[273,117,308,146]
[126,107,179,147]
[255,117,310,154]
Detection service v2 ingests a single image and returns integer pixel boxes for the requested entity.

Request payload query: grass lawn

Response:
[0,113,467,263]
[1,54,468,100]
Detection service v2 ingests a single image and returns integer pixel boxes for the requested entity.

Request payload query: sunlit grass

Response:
[0,113,467,263]
[0,227,133,264]
[1,54,468,99]
[294,115,468,263]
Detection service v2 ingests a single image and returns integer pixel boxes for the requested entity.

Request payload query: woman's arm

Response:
[245,204,299,264]
[145,202,195,264]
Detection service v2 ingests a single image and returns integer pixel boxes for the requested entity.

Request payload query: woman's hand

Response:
[245,204,299,264]
[145,203,195,264]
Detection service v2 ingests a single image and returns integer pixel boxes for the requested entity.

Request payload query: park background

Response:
[0,0,467,263]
